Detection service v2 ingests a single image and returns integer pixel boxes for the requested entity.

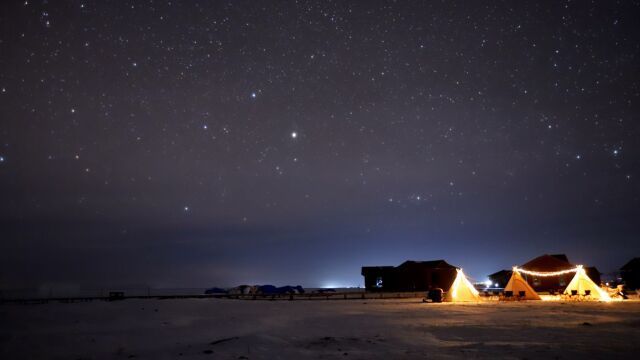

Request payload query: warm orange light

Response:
[450,268,479,300]
[512,265,580,277]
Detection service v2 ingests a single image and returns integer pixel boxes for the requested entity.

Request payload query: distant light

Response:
[202,124,208,130]
[322,282,345,289]
[494,283,499,287]
[183,206,190,212]
[484,280,492,287]
[0,156,5,162]
[250,92,257,98]
[291,131,298,139]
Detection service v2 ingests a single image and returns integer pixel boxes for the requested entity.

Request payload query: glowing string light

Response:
[511,265,612,302]
[512,265,581,277]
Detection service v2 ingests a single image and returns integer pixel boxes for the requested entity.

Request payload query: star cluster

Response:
[0,1,639,288]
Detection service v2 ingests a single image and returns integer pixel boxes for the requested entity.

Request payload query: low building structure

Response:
[620,257,640,290]
[362,260,457,292]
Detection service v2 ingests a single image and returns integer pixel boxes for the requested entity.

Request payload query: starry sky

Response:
[1,1,639,290]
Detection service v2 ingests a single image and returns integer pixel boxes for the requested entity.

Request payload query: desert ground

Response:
[1,298,640,359]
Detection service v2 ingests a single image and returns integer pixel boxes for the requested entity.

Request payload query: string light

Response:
[511,265,612,302]
[512,265,581,277]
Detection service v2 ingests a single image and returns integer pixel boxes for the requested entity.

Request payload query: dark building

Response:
[487,269,512,288]
[361,260,457,292]
[584,266,602,287]
[361,266,395,290]
[488,254,601,293]
[621,257,640,290]
[520,254,574,293]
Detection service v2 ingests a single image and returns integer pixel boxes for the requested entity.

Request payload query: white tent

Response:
[444,269,480,302]
[504,270,541,300]
[564,266,611,301]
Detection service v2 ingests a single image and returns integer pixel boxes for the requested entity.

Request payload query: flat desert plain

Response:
[1,298,639,359]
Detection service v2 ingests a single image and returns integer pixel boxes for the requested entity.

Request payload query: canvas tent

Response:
[563,266,611,301]
[444,269,480,302]
[504,270,541,300]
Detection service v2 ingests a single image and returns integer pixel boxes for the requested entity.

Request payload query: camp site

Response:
[2,254,640,359]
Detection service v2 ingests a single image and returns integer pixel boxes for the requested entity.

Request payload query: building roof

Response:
[549,254,570,263]
[398,260,456,269]
[362,260,456,276]
[361,266,395,276]
[361,266,395,270]
[521,254,574,272]
[584,266,600,274]
[621,257,640,271]
[488,269,512,278]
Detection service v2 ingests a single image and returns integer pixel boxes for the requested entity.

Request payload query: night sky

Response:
[1,1,639,290]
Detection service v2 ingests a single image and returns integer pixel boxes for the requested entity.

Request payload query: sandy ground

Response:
[1,298,640,359]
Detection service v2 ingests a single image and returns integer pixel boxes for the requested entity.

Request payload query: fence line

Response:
[0,290,426,304]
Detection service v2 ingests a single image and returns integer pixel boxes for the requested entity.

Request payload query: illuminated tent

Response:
[444,269,480,302]
[504,270,541,300]
[564,265,611,301]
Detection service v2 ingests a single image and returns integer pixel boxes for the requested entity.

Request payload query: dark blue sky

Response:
[1,1,639,289]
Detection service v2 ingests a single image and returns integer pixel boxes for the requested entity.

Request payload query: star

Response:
[291,131,298,139]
